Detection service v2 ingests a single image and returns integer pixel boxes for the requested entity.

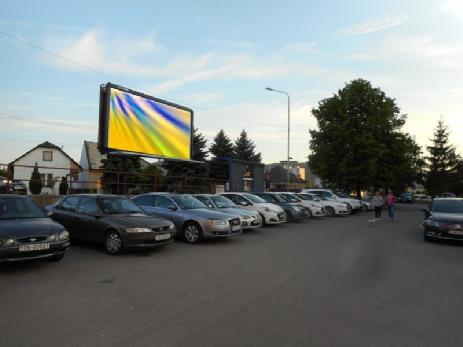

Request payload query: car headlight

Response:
[5,239,14,246]
[424,220,441,228]
[242,215,251,220]
[126,227,152,233]
[58,230,69,240]
[169,223,175,230]
[207,219,228,225]
[49,234,57,242]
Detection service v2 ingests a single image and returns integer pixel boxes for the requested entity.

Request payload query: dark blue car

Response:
[0,195,70,262]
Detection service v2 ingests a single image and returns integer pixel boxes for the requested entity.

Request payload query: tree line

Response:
[308,78,463,197]
[100,129,262,193]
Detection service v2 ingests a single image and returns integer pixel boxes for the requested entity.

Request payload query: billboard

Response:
[98,83,193,160]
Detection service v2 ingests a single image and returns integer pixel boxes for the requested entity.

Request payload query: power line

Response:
[0,113,96,130]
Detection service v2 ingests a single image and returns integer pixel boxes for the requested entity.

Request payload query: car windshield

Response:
[210,195,235,208]
[0,197,45,220]
[280,194,301,203]
[430,200,463,214]
[98,197,143,214]
[172,195,207,210]
[243,193,266,203]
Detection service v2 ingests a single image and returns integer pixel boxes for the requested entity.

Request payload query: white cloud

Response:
[284,42,318,54]
[439,0,463,18]
[341,15,406,37]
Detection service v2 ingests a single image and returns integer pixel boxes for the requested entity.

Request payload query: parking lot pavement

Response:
[2,204,463,347]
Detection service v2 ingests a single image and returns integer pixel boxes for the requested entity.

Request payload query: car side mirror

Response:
[240,201,249,206]
[47,211,53,217]
[167,205,177,211]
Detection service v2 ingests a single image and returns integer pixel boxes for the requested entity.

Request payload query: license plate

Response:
[155,233,171,241]
[19,243,50,252]
[448,230,463,236]
[232,225,241,231]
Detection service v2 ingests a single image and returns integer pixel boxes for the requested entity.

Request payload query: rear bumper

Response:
[0,241,70,262]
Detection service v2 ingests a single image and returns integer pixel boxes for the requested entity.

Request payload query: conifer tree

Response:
[233,130,262,162]
[29,163,42,195]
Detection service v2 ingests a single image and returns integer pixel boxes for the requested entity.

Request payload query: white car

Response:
[302,189,361,213]
[276,192,326,217]
[296,193,349,217]
[220,192,286,225]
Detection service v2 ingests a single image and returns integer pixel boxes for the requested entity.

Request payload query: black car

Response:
[48,194,176,254]
[398,192,414,203]
[9,180,27,195]
[0,195,70,262]
[423,198,463,242]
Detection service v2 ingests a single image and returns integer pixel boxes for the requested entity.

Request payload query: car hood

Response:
[0,218,64,238]
[254,203,284,213]
[428,212,463,223]
[217,207,256,217]
[103,213,173,228]
[178,208,236,220]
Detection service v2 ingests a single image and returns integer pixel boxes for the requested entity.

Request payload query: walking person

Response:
[386,189,396,222]
[372,191,384,220]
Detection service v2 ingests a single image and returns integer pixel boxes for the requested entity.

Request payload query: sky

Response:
[1,0,463,165]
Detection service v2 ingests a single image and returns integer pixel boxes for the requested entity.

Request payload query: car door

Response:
[132,195,156,214]
[153,196,182,228]
[75,197,103,243]
[51,196,81,236]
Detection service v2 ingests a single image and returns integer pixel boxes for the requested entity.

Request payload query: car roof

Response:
[0,194,30,199]
[66,194,121,198]
[435,197,463,201]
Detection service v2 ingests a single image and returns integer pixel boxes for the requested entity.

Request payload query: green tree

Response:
[308,79,421,197]
[163,128,209,192]
[29,163,42,195]
[233,129,262,162]
[424,119,459,196]
[101,155,142,194]
[209,129,234,181]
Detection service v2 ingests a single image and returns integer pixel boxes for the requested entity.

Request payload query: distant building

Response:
[264,161,321,190]
[8,141,81,195]
[76,141,107,193]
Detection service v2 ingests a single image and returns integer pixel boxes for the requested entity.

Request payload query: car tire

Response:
[424,233,433,242]
[47,254,64,262]
[259,213,267,226]
[105,230,124,255]
[183,222,203,244]
[306,209,312,218]
[284,210,293,222]
[326,206,335,217]
[346,203,353,214]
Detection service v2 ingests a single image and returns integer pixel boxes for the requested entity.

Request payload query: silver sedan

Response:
[132,193,242,243]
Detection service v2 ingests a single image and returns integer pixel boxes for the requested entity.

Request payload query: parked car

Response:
[423,198,463,242]
[193,194,262,230]
[398,192,414,203]
[437,192,456,198]
[48,194,176,254]
[296,193,349,217]
[414,194,431,201]
[253,192,308,221]
[360,197,374,211]
[277,192,325,218]
[9,180,27,195]
[221,192,286,225]
[302,189,361,213]
[0,176,8,194]
[132,193,242,243]
[0,194,70,262]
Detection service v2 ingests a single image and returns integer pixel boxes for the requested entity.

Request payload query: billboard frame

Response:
[98,82,194,161]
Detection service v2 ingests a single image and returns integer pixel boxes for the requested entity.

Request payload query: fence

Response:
[0,163,228,196]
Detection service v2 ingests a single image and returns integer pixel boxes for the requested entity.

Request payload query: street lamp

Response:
[265,87,291,190]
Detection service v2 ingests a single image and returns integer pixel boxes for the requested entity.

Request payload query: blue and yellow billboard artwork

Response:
[106,87,192,160]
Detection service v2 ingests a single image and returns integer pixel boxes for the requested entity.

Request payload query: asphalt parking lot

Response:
[2,204,463,347]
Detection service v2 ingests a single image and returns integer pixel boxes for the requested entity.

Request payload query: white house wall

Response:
[13,148,75,194]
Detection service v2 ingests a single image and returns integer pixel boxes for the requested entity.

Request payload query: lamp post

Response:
[265,87,291,190]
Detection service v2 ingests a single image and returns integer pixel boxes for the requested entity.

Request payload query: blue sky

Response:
[1,0,463,165]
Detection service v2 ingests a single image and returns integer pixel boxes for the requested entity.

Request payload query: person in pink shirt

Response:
[386,189,396,221]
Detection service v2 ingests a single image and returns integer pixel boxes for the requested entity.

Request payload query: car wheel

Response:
[105,230,124,255]
[47,254,64,262]
[183,222,203,244]
[259,213,267,226]
[284,210,293,222]
[326,206,335,217]
[424,233,433,242]
[306,209,312,218]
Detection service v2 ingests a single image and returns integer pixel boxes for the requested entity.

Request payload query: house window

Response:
[43,151,53,161]
[39,173,53,187]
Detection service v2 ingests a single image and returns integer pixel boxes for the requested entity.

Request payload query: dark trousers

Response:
[374,206,382,218]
